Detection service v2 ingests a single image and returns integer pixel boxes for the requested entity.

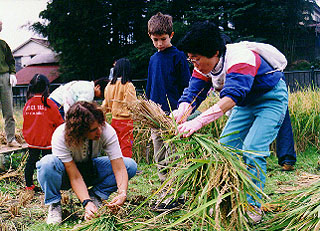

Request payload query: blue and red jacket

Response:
[179,43,284,109]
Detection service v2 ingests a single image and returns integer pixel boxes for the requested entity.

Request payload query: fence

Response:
[11,70,320,107]
[12,83,62,107]
[284,67,320,91]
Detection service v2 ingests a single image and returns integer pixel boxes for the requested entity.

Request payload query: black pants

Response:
[25,148,51,187]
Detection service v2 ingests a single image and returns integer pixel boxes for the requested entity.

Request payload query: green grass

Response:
[0,88,319,230]
[0,147,318,231]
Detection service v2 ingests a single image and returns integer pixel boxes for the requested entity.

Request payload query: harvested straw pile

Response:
[128,97,264,231]
[260,179,320,231]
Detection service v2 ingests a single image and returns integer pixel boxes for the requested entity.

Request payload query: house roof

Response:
[16,65,60,85]
[12,38,51,53]
[24,53,59,66]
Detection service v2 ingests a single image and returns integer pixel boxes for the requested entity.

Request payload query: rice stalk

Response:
[289,87,320,151]
[127,98,265,231]
[259,180,320,231]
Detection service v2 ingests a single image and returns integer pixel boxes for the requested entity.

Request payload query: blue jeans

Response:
[276,108,296,166]
[36,155,137,205]
[220,79,288,207]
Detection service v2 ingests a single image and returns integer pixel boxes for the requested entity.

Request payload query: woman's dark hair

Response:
[94,77,109,98]
[177,21,226,58]
[65,101,105,148]
[111,58,131,85]
[27,74,50,108]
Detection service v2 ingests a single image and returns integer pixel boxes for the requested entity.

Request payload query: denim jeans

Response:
[220,79,288,207]
[276,108,296,166]
[36,154,137,205]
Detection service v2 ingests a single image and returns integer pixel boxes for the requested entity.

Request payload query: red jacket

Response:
[23,95,64,149]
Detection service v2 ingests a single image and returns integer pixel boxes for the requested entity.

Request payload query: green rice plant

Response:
[126,98,266,231]
[259,180,320,231]
[288,87,320,152]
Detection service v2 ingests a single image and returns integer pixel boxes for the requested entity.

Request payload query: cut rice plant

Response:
[126,97,266,230]
[259,179,320,231]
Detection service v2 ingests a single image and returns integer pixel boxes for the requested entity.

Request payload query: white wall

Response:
[13,41,53,67]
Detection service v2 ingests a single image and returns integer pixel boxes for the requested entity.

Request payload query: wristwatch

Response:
[82,199,93,208]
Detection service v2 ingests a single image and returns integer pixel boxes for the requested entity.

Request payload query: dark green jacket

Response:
[0,39,15,74]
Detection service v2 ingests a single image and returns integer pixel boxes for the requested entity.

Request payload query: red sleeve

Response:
[192,69,211,82]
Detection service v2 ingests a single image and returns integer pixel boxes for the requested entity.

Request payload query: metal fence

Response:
[12,70,320,107]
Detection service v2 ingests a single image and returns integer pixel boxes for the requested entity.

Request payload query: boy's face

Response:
[149,32,174,52]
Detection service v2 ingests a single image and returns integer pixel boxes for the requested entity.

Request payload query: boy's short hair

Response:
[148,12,173,35]
[178,21,226,58]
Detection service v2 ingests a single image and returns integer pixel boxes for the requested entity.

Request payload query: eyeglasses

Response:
[187,57,200,65]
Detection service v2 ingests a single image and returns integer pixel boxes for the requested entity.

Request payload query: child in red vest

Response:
[23,74,64,190]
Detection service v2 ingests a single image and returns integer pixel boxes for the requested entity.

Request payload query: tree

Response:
[32,0,317,82]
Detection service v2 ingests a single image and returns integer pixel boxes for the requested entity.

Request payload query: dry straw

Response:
[126,96,265,230]
[260,179,320,231]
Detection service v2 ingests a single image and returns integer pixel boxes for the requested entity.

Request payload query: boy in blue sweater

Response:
[146,12,190,211]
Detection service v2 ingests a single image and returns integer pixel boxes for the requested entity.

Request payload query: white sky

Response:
[0,0,49,50]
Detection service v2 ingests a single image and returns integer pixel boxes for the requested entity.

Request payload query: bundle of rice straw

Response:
[128,97,265,231]
[259,176,320,231]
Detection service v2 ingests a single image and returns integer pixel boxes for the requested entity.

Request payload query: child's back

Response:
[146,12,190,113]
[102,58,137,158]
[23,95,63,149]
[22,74,63,190]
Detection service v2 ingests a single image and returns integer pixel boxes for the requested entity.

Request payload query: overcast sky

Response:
[0,0,49,50]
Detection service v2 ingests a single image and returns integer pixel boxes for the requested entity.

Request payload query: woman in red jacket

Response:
[23,74,64,191]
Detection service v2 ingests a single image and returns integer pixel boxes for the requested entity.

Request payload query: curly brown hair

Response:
[65,101,105,148]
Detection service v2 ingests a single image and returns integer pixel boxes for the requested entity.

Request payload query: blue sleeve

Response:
[220,73,254,104]
[178,76,211,110]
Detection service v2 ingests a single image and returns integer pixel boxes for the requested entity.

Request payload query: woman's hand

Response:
[177,104,224,137]
[84,202,99,220]
[106,191,127,213]
[171,102,192,123]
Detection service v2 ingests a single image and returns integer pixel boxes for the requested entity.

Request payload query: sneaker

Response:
[25,185,36,191]
[246,205,262,224]
[282,163,294,171]
[151,193,185,212]
[47,202,62,225]
[8,140,22,148]
[25,185,42,193]
[151,198,184,212]
[89,191,103,208]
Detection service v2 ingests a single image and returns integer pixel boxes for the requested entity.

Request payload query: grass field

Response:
[0,88,319,230]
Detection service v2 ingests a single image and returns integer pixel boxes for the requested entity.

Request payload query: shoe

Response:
[151,197,185,212]
[246,205,262,224]
[282,163,294,171]
[47,202,62,225]
[25,185,36,191]
[8,140,22,148]
[89,191,103,208]
[25,185,42,193]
